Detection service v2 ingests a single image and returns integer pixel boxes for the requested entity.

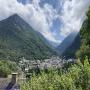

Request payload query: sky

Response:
[0,0,90,45]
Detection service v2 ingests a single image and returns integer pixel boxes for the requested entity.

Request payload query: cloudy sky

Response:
[0,0,90,44]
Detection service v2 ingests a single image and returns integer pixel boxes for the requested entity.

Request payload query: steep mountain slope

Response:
[0,14,55,61]
[76,7,90,60]
[62,33,80,59]
[56,32,80,59]
[56,32,77,54]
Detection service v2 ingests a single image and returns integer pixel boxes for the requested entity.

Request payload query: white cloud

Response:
[60,0,90,37]
[0,0,90,44]
[0,0,59,43]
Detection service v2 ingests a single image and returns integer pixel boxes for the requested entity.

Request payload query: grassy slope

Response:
[0,14,55,61]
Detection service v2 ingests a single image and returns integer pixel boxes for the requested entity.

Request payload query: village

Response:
[19,56,76,73]
[0,56,76,90]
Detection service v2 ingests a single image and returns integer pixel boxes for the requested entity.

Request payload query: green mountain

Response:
[0,14,55,61]
[62,33,80,59]
[56,32,80,59]
[76,7,90,61]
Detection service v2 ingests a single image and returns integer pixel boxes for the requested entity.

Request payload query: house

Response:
[0,73,20,90]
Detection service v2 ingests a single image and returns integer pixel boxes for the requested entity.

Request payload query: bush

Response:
[21,58,90,90]
[0,60,18,77]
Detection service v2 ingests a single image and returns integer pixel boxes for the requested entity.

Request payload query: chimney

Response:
[11,73,18,84]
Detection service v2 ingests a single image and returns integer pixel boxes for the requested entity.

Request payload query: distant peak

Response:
[5,14,26,25]
[0,13,31,30]
[11,14,20,17]
[8,14,21,19]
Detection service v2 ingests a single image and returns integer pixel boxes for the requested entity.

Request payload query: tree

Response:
[76,7,90,61]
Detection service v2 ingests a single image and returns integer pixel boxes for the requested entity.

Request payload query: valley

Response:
[0,1,90,90]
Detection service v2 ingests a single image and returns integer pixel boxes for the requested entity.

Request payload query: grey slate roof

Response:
[0,78,20,90]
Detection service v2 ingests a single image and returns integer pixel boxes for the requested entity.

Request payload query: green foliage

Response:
[0,60,18,77]
[57,33,80,59]
[0,14,55,61]
[21,58,90,90]
[76,7,90,60]
[76,45,90,63]
[62,34,80,59]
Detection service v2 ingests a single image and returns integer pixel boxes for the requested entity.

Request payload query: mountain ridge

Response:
[62,33,80,59]
[0,14,56,61]
[56,32,80,59]
[56,32,77,53]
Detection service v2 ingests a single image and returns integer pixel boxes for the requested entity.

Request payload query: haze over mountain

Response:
[76,7,90,60]
[0,0,90,44]
[0,14,56,61]
[56,32,80,59]
[56,32,77,53]
[62,34,80,59]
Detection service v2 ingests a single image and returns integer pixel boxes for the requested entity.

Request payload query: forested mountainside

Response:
[0,14,56,61]
[62,33,80,59]
[56,32,80,59]
[76,7,90,62]
[57,7,90,60]
[56,32,77,54]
